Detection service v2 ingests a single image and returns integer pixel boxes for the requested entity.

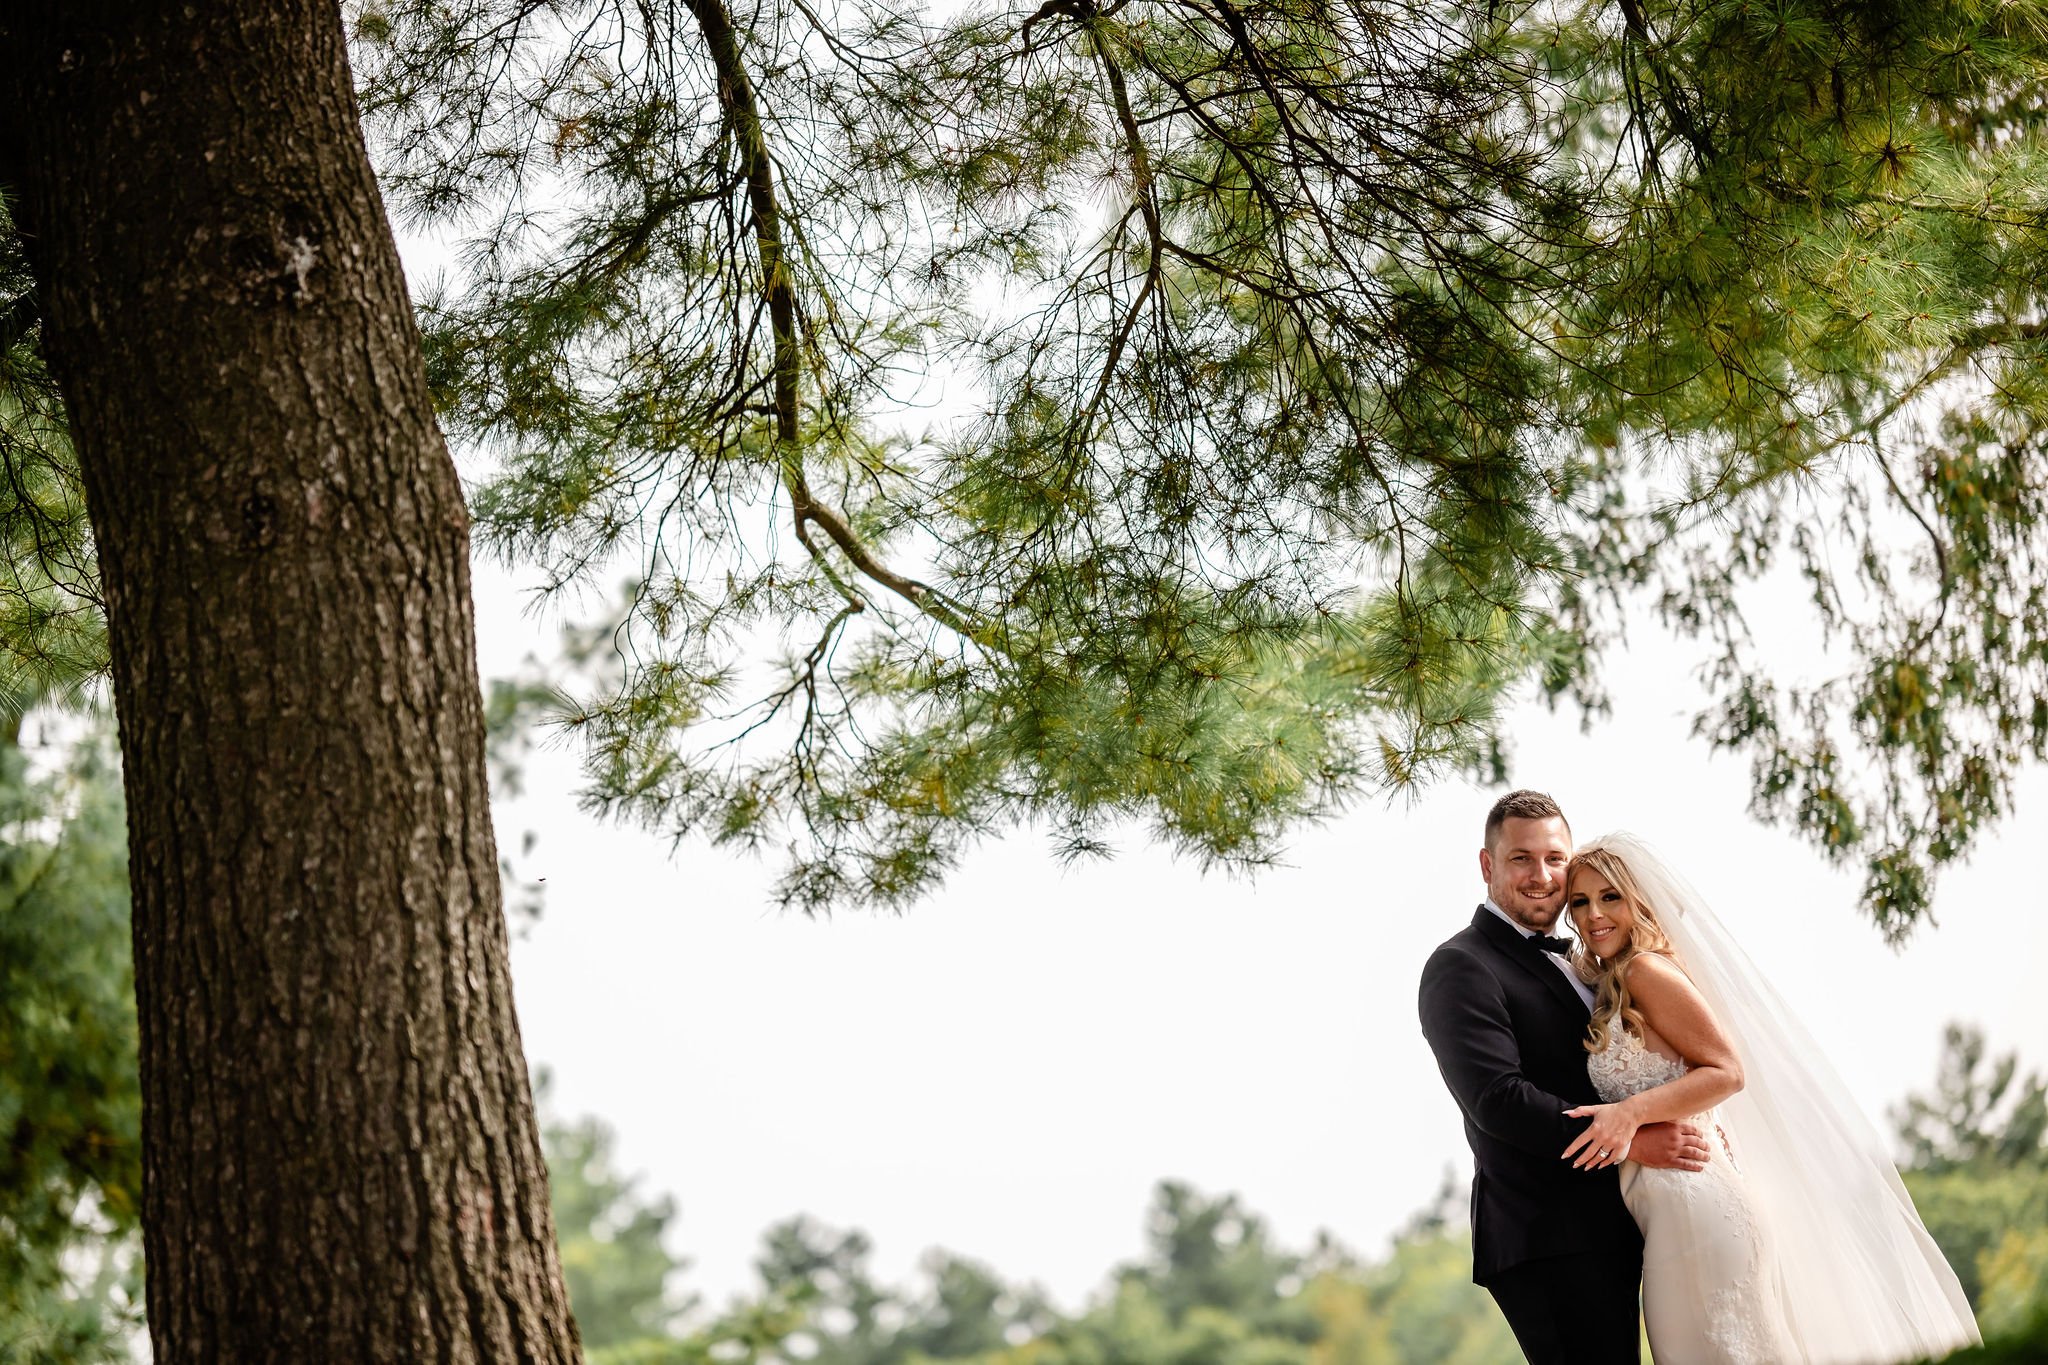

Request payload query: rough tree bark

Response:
[0,4,581,1360]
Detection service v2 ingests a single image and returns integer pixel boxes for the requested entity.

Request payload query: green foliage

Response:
[1116,1183,1314,1337]
[1894,1023,2048,1176]
[1894,1024,2048,1321]
[1906,1164,2048,1314]
[339,0,2048,925]
[0,729,141,1360]
[1303,1233,1519,1365]
[1974,1225,2048,1341]
[1538,0,2048,936]
[11,2,2048,927]
[342,0,1610,911]
[0,198,103,715]
[991,1183,1517,1365]
[1918,1307,2048,1365]
[537,1174,1517,1365]
[540,1086,697,1355]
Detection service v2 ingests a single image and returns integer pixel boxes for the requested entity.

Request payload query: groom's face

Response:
[1480,815,1573,931]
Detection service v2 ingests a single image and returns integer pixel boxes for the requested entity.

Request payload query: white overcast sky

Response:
[471,560,2048,1315]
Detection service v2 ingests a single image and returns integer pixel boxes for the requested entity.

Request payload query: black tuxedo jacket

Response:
[1417,906,1641,1284]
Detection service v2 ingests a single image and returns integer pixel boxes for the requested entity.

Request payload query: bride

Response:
[1558,834,1980,1365]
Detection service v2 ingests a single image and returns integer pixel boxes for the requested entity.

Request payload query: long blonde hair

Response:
[1568,840,1680,1053]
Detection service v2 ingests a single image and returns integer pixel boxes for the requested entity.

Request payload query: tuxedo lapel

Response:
[1471,906,1589,1018]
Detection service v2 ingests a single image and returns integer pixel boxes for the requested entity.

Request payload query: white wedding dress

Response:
[1573,834,1981,1365]
[1589,1021,1798,1364]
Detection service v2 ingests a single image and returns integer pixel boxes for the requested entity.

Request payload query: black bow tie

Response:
[1532,934,1574,956]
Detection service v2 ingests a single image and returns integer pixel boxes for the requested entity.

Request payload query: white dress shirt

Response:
[1484,897,1596,1010]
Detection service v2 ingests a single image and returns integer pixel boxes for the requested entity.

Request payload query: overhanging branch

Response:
[685,0,990,646]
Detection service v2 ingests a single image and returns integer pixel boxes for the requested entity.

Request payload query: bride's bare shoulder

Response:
[1621,951,1697,1001]
[1626,950,1684,979]
[1623,951,1729,1064]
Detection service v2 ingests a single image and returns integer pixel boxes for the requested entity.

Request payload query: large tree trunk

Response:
[0,4,581,1359]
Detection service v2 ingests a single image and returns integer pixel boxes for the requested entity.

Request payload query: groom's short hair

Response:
[1484,789,1567,851]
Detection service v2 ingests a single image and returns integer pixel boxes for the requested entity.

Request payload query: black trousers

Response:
[1483,1246,1643,1364]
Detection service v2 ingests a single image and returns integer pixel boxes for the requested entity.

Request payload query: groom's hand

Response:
[1630,1121,1710,1172]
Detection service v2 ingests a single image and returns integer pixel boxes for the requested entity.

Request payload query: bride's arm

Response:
[1561,953,1744,1170]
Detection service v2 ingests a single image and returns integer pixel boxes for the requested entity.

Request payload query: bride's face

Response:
[1567,866,1635,960]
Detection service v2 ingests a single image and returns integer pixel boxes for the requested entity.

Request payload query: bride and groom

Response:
[1418,790,1982,1364]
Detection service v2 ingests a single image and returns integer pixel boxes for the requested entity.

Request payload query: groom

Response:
[1418,790,1710,1364]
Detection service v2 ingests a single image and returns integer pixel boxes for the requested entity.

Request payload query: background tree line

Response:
[3,721,2043,1361]
[530,1028,2048,1365]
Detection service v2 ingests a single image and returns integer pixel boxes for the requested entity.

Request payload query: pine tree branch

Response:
[1849,317,2048,648]
[1080,8,1164,458]
[1858,192,2048,229]
[1869,429,1952,646]
[685,0,989,647]
[685,0,798,451]
[0,288,37,353]
[1069,28,1413,529]
[1617,0,1715,169]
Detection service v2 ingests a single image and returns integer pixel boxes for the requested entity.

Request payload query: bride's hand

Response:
[1562,1101,1642,1170]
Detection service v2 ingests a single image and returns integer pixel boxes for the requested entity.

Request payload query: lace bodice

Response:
[1587,1020,1688,1104]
